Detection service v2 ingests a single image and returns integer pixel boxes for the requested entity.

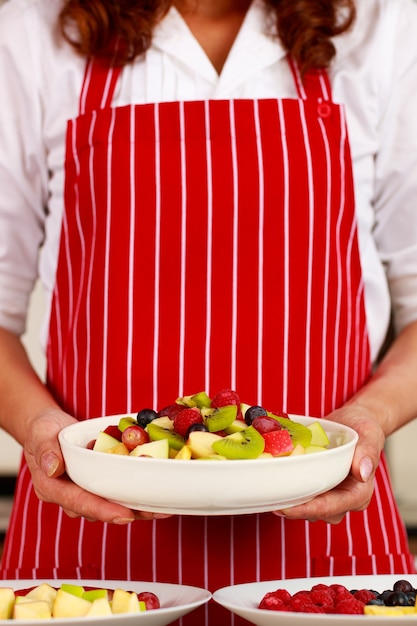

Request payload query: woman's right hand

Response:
[23,407,171,523]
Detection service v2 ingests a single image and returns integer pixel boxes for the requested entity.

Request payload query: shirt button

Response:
[317,102,332,118]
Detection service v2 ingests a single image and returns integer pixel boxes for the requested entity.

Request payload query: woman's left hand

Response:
[272,404,385,524]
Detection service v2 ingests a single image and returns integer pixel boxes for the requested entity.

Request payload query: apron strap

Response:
[287,54,332,102]
[79,55,122,116]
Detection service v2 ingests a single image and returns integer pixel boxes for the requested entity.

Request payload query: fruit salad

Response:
[0,582,160,620]
[258,579,417,615]
[87,389,333,460]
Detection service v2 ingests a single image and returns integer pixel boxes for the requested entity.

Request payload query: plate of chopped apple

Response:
[0,579,211,624]
[59,389,358,516]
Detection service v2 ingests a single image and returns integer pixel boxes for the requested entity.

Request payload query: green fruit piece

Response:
[240,403,251,419]
[118,416,138,432]
[307,421,330,447]
[176,395,195,407]
[267,414,312,447]
[191,391,212,408]
[60,584,85,598]
[82,589,108,602]
[212,426,265,459]
[146,422,185,450]
[205,405,237,432]
[304,445,328,454]
[176,391,212,408]
[224,419,247,434]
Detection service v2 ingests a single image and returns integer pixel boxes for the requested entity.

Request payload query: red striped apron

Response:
[1,54,413,625]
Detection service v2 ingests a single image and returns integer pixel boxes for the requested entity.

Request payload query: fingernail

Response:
[153,513,171,519]
[272,511,287,518]
[42,452,59,477]
[113,517,135,525]
[359,457,373,482]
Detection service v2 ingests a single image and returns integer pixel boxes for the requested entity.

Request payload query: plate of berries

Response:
[212,575,417,624]
[59,389,358,516]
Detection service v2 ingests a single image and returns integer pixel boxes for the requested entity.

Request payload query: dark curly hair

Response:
[59,0,356,76]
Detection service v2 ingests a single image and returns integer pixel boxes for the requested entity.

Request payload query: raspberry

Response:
[289,594,324,613]
[330,583,353,602]
[334,598,365,614]
[310,588,335,610]
[259,591,290,611]
[173,407,203,438]
[211,389,240,409]
[354,589,377,604]
[270,589,292,604]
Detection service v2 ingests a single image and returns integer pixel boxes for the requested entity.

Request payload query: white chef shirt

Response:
[1,0,417,362]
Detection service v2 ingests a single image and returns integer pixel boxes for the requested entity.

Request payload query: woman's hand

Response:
[272,404,385,524]
[23,407,171,523]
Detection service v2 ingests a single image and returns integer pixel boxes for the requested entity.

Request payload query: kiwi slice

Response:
[146,422,185,451]
[177,391,212,409]
[204,405,237,433]
[211,426,265,459]
[267,414,312,447]
[191,391,212,408]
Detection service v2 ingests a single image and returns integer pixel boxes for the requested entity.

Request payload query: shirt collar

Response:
[152,0,286,92]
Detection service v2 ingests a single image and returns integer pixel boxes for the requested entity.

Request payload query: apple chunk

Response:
[26,583,57,610]
[14,599,52,620]
[187,431,223,458]
[93,431,121,452]
[52,588,92,618]
[130,438,169,458]
[111,588,144,613]
[87,596,113,616]
[0,587,15,619]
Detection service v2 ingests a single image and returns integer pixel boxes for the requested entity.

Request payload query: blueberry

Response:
[185,423,209,438]
[136,408,158,428]
[244,405,267,425]
[393,579,414,593]
[366,599,385,606]
[405,591,417,606]
[384,591,408,606]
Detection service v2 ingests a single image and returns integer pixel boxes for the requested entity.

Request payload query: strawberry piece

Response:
[174,407,203,438]
[262,429,293,456]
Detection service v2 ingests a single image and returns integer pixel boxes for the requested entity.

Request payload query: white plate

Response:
[59,414,358,516]
[0,579,211,625]
[213,575,417,625]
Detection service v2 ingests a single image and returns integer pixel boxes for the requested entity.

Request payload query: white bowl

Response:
[1,579,211,626]
[213,575,417,625]
[59,414,358,516]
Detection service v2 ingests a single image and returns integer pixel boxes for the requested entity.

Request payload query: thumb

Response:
[26,408,75,478]
[40,450,62,477]
[358,455,374,483]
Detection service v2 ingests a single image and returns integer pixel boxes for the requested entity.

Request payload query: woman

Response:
[1,0,417,623]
